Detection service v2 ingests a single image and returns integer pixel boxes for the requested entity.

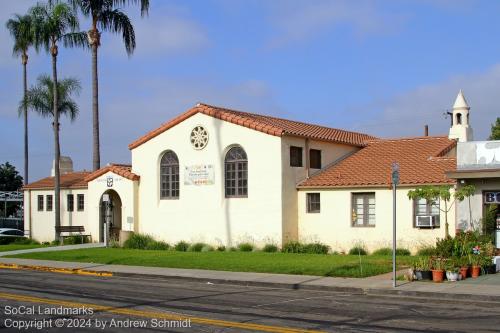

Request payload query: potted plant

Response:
[431,258,445,283]
[458,256,469,280]
[414,257,432,280]
[469,246,482,278]
[445,259,460,282]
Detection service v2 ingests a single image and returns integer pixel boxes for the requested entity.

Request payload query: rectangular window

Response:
[46,195,53,211]
[67,194,74,212]
[290,146,303,167]
[352,193,375,227]
[37,195,44,211]
[306,193,321,213]
[414,198,440,227]
[309,149,322,169]
[77,194,85,211]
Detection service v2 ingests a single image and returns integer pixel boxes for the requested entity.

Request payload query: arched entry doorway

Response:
[99,190,122,243]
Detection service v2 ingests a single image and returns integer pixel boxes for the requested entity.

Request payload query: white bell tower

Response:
[448,90,473,142]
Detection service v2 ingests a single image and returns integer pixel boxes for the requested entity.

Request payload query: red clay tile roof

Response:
[85,164,140,182]
[129,103,376,149]
[299,136,457,188]
[23,172,91,190]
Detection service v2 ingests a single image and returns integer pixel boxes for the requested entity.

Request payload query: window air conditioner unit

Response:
[416,215,439,228]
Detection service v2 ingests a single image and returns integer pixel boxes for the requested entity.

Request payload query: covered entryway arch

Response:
[99,190,122,243]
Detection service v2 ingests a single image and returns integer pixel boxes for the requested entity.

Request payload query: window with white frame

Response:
[414,198,440,227]
[352,193,375,227]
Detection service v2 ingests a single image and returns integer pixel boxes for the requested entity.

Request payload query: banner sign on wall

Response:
[184,165,215,185]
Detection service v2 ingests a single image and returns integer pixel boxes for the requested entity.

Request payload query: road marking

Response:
[0,292,325,333]
[253,295,342,308]
[0,263,112,277]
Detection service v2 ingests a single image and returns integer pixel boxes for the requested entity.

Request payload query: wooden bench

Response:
[55,226,91,244]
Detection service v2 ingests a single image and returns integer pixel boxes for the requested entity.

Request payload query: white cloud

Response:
[350,64,500,140]
[101,4,208,58]
[265,0,404,47]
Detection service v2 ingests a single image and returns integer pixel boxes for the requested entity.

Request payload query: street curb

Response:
[0,263,113,277]
[112,271,500,303]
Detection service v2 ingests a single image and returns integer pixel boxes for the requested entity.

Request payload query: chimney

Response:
[424,125,429,137]
[51,156,74,176]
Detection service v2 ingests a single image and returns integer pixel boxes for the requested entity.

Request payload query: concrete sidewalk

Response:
[0,257,499,302]
[0,243,105,257]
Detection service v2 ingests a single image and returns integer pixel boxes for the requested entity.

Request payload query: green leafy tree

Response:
[408,185,475,238]
[489,117,500,140]
[6,14,35,185]
[70,0,149,171]
[29,0,86,241]
[0,162,23,192]
[0,162,23,218]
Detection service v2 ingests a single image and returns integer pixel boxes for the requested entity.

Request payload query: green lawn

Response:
[0,244,48,252]
[8,248,417,277]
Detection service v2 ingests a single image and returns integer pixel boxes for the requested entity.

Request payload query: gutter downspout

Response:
[305,138,310,178]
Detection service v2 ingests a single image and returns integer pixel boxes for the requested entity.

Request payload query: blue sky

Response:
[1,0,499,181]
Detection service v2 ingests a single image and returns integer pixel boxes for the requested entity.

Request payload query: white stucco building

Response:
[24,92,495,252]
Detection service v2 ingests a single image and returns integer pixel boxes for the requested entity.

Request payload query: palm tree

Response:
[70,0,149,171]
[23,74,81,122]
[6,14,34,185]
[29,0,87,241]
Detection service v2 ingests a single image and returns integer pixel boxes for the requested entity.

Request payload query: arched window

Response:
[225,146,248,198]
[160,151,179,199]
[456,113,462,125]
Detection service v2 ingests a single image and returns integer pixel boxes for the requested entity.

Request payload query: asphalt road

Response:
[0,269,499,333]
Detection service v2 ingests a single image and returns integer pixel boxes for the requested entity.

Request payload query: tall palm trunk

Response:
[90,27,100,171]
[22,52,28,185]
[51,43,61,242]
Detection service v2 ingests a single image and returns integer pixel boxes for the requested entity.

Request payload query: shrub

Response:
[145,241,170,251]
[188,242,207,252]
[262,244,278,253]
[238,242,254,252]
[123,233,155,249]
[216,245,226,252]
[372,247,411,256]
[281,241,303,253]
[174,241,190,252]
[417,246,436,256]
[348,246,368,255]
[62,235,90,245]
[201,245,214,252]
[303,242,330,254]
[13,238,40,245]
[228,246,238,252]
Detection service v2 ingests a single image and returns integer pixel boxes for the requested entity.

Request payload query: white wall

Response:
[281,136,359,243]
[25,188,89,243]
[87,172,138,242]
[131,112,283,247]
[298,187,451,253]
[456,179,500,230]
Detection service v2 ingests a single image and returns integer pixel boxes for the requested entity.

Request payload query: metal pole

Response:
[105,201,110,247]
[392,182,396,288]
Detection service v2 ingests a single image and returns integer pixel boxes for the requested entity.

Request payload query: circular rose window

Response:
[190,125,209,150]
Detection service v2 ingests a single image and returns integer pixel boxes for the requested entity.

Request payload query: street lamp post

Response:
[391,162,400,288]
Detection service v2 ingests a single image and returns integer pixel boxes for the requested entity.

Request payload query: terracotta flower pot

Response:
[459,267,468,280]
[432,269,444,283]
[471,265,481,278]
